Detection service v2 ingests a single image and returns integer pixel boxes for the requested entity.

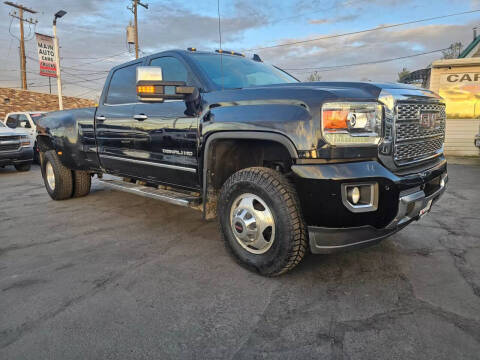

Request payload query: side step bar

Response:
[98,178,201,208]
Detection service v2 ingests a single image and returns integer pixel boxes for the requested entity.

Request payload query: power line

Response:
[283,48,448,73]
[247,9,480,51]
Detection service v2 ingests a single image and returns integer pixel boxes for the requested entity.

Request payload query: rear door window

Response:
[105,63,140,105]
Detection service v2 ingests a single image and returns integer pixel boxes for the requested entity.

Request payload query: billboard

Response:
[35,33,57,78]
[439,72,480,119]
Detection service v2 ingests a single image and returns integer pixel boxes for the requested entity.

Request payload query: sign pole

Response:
[53,21,63,110]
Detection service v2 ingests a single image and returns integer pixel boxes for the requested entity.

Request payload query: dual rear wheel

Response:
[41,150,91,200]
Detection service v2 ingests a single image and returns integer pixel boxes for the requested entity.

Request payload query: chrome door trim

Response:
[100,154,197,173]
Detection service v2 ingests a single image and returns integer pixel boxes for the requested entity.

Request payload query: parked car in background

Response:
[0,120,33,172]
[3,111,46,163]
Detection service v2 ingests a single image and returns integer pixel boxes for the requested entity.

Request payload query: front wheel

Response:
[42,150,73,200]
[218,167,308,276]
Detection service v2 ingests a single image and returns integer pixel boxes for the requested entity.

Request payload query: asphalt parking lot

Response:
[0,162,479,359]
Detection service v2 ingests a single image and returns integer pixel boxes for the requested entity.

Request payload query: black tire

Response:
[72,170,91,198]
[14,163,31,172]
[42,150,73,200]
[218,167,308,276]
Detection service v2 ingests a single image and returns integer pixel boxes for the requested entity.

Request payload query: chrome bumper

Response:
[308,172,448,254]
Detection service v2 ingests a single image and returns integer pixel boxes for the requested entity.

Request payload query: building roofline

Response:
[459,36,480,58]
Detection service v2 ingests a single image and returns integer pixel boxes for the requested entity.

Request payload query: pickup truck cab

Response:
[0,120,33,171]
[4,111,46,162]
[36,49,448,276]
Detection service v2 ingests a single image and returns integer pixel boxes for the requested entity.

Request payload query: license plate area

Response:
[419,199,433,218]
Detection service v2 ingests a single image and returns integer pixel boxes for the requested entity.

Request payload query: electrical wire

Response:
[247,9,480,51]
[282,48,448,73]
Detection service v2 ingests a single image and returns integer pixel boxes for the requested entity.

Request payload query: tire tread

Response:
[218,167,308,276]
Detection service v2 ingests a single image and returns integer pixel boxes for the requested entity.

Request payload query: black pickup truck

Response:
[36,49,448,276]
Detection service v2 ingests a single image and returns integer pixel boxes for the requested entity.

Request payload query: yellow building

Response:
[430,57,480,156]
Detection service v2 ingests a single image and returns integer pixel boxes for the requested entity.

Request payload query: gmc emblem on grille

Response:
[418,111,438,129]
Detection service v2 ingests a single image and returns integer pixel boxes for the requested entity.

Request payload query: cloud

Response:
[0,0,268,99]
[253,22,475,83]
[309,14,357,25]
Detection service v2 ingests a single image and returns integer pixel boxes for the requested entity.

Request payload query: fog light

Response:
[348,186,360,204]
[341,182,379,213]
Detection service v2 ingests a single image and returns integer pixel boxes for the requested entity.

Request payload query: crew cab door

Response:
[131,56,199,189]
[95,61,141,176]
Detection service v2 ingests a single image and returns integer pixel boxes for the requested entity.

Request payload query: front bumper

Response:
[292,158,448,254]
[0,147,34,167]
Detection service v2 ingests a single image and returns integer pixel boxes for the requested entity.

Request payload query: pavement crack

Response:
[0,255,156,350]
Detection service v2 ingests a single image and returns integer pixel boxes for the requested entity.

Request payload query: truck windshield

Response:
[191,53,298,89]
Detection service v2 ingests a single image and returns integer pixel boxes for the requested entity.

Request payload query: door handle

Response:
[133,114,148,121]
[96,116,106,122]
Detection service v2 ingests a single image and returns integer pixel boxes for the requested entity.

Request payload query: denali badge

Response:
[162,149,194,156]
[419,111,438,129]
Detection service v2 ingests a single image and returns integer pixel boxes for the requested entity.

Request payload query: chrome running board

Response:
[98,178,201,208]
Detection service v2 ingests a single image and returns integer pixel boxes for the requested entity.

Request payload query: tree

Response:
[442,42,463,59]
[307,71,322,82]
[397,67,410,83]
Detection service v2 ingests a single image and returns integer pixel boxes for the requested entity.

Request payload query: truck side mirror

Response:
[136,66,196,103]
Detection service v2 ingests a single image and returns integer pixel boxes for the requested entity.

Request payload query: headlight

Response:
[20,135,31,147]
[321,102,383,145]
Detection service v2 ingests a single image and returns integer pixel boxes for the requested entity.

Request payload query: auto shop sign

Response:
[35,33,57,77]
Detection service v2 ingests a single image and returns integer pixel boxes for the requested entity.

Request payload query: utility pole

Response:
[4,2,37,90]
[128,0,148,59]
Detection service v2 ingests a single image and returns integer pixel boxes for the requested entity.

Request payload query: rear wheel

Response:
[42,150,73,200]
[72,170,91,198]
[218,167,308,276]
[14,163,31,172]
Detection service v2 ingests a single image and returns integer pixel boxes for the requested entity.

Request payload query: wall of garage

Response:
[0,87,96,120]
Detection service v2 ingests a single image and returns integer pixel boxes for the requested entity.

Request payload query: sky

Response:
[0,0,479,100]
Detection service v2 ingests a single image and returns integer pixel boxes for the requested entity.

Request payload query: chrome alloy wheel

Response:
[46,161,55,191]
[229,193,275,254]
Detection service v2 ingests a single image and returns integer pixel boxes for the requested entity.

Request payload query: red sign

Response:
[35,33,57,78]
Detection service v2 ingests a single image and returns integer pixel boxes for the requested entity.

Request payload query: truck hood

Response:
[0,125,29,137]
[244,81,439,99]
[204,81,440,107]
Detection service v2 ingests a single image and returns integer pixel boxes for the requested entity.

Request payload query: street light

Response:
[53,10,66,110]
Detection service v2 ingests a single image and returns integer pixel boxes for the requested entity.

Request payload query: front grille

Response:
[0,136,20,141]
[394,102,445,165]
[0,143,20,152]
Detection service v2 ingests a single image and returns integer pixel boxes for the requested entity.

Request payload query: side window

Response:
[17,114,31,129]
[150,57,188,83]
[105,63,140,105]
[5,114,18,128]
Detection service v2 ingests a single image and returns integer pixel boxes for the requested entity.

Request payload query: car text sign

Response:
[35,33,57,78]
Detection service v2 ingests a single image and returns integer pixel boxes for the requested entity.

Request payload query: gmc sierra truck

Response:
[36,49,448,276]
